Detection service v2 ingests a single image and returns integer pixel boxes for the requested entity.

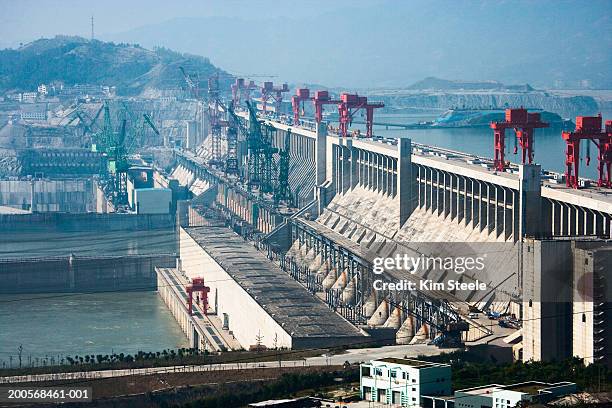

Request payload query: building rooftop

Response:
[457,381,576,397]
[184,226,365,341]
[375,357,445,368]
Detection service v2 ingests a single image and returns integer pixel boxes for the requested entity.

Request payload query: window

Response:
[402,372,407,379]
[412,379,416,383]
[390,370,397,378]
[375,368,383,376]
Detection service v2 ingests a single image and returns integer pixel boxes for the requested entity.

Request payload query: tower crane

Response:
[245,101,278,193]
[275,128,293,206]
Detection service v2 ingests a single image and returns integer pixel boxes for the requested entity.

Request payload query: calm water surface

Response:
[0,292,188,366]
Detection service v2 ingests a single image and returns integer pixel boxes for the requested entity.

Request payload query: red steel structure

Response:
[313,90,340,125]
[562,115,612,189]
[291,88,311,125]
[337,93,384,138]
[231,78,257,107]
[260,81,289,114]
[186,277,210,316]
[490,108,549,172]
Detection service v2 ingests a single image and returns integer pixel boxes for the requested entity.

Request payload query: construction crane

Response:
[179,66,200,99]
[291,88,311,125]
[105,119,132,205]
[275,128,292,206]
[231,78,257,107]
[490,108,549,172]
[224,100,248,175]
[337,93,384,138]
[260,81,289,115]
[207,73,228,166]
[91,101,114,153]
[313,90,341,126]
[245,101,278,193]
[562,115,612,188]
[120,102,160,147]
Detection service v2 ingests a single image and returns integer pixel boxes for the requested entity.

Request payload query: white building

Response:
[22,92,38,103]
[38,84,48,95]
[360,358,452,407]
[450,381,576,408]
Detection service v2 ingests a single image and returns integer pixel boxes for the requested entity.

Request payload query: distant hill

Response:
[0,36,228,95]
[408,77,534,92]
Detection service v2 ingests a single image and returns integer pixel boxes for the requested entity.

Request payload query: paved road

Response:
[0,344,455,384]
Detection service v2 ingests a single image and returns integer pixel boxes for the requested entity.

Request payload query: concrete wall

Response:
[179,228,292,349]
[522,240,573,362]
[572,244,612,367]
[0,254,175,293]
[0,178,95,213]
[135,188,172,214]
[0,212,175,232]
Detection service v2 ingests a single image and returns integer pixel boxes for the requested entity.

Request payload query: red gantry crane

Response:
[562,114,612,189]
[260,81,289,114]
[490,108,549,172]
[186,277,210,316]
[337,93,385,138]
[231,78,257,107]
[291,88,312,125]
[313,90,341,125]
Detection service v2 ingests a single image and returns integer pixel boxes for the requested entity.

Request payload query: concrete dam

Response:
[164,112,611,361]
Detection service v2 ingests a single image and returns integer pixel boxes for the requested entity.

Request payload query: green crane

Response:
[245,101,278,194]
[275,128,292,206]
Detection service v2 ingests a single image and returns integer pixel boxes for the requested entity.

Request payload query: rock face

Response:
[369,90,599,119]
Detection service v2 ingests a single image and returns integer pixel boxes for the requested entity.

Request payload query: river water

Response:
[0,292,188,367]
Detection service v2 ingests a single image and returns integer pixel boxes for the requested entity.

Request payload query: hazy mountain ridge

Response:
[106,1,612,89]
[0,36,227,95]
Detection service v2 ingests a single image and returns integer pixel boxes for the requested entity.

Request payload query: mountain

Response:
[105,0,612,89]
[407,77,534,92]
[0,36,228,95]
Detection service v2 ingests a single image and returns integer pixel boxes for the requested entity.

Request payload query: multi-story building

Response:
[21,92,38,103]
[20,103,48,121]
[449,381,576,408]
[38,84,48,95]
[360,358,451,407]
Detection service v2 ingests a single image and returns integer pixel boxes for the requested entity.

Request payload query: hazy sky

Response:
[1,0,610,88]
[0,0,374,46]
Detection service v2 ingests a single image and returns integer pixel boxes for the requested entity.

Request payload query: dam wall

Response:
[0,212,175,232]
[0,254,176,294]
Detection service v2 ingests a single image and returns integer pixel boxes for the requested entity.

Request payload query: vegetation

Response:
[180,368,359,408]
[422,351,611,392]
[0,36,226,95]
[0,347,320,377]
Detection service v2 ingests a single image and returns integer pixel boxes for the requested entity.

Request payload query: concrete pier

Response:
[156,267,240,352]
